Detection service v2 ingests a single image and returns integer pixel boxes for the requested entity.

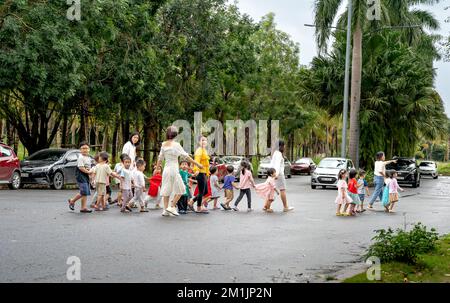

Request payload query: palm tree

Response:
[314,0,441,167]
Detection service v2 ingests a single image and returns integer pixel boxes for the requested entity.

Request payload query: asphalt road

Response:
[0,175,449,283]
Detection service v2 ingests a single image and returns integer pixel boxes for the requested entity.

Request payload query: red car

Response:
[0,142,21,189]
[209,156,227,182]
[291,157,317,175]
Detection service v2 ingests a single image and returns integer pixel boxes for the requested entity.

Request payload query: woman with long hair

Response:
[269,140,294,212]
[188,136,210,213]
[121,131,141,170]
[156,126,203,217]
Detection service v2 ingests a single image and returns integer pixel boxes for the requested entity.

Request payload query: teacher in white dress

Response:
[121,132,141,170]
[156,126,203,217]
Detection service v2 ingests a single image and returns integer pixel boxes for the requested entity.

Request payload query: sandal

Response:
[195,209,209,214]
[140,208,149,213]
[68,199,75,211]
[80,209,92,213]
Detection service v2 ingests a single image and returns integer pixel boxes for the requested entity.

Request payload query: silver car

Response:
[419,161,438,179]
[257,156,292,178]
[221,156,253,179]
[311,157,355,189]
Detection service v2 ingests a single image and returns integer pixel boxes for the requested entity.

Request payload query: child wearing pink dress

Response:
[335,169,353,216]
[255,168,279,213]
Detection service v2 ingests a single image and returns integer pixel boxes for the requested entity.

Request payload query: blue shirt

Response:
[223,175,236,190]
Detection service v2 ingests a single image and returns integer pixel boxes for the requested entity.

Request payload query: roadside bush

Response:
[365,223,439,264]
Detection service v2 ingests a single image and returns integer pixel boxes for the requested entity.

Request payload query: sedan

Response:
[0,142,21,189]
[20,149,95,189]
[419,161,438,179]
[221,156,253,180]
[291,158,316,175]
[257,156,291,178]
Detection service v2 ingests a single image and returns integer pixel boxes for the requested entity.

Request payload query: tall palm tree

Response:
[314,0,440,167]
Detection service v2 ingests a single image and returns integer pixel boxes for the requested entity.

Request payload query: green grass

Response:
[344,234,450,283]
[437,162,450,176]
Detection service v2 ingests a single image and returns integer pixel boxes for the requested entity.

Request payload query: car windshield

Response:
[28,150,66,161]
[295,159,309,164]
[386,159,415,170]
[318,159,346,169]
[419,162,435,167]
[222,157,243,164]
[261,157,271,163]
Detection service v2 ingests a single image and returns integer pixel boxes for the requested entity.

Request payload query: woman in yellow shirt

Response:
[188,136,210,213]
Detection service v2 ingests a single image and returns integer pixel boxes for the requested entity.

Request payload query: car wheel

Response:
[51,171,65,190]
[311,185,316,189]
[288,174,292,179]
[8,171,21,190]
[433,175,438,179]
[412,180,417,188]
[258,175,262,178]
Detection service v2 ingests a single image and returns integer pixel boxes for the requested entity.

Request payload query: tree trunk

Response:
[349,22,362,169]
[0,119,3,142]
[111,123,119,161]
[102,126,109,152]
[61,113,68,147]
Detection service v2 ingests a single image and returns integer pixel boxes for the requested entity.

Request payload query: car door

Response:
[63,152,80,184]
[0,146,14,181]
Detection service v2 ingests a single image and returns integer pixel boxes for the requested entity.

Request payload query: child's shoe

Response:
[283,207,294,212]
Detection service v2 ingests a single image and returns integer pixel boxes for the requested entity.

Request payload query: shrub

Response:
[365,223,439,264]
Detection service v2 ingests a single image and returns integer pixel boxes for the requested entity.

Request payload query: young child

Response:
[118,156,134,213]
[209,166,222,210]
[68,141,93,213]
[132,159,149,212]
[382,171,393,212]
[387,171,404,213]
[346,169,361,216]
[177,160,192,214]
[90,152,120,211]
[221,165,238,210]
[112,153,128,207]
[145,165,163,210]
[335,169,352,216]
[357,170,370,212]
[232,161,256,212]
[255,168,279,213]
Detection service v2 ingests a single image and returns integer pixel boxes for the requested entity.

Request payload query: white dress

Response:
[159,142,188,197]
[122,141,137,169]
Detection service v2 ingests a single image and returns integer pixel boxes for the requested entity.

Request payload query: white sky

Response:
[234,0,450,117]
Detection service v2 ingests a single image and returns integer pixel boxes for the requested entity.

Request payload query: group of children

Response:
[335,168,404,216]
[68,142,284,215]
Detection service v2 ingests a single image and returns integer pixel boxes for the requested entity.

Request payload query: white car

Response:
[419,161,438,179]
[221,156,253,180]
[257,156,291,178]
[311,157,355,189]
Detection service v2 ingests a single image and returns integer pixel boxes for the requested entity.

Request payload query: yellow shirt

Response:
[193,147,210,176]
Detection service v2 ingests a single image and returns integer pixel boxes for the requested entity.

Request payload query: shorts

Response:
[78,182,91,196]
[275,175,286,190]
[97,183,106,195]
[224,189,234,200]
[358,194,365,202]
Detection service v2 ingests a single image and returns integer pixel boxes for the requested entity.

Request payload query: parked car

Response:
[20,149,95,190]
[257,156,292,178]
[291,158,316,175]
[0,142,21,189]
[419,161,438,179]
[386,157,421,188]
[209,156,228,182]
[311,157,355,189]
[221,156,253,179]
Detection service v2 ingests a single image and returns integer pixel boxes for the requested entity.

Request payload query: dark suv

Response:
[385,157,420,188]
[0,142,21,189]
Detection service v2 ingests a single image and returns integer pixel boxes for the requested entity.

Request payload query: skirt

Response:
[160,166,186,197]
[348,192,361,205]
